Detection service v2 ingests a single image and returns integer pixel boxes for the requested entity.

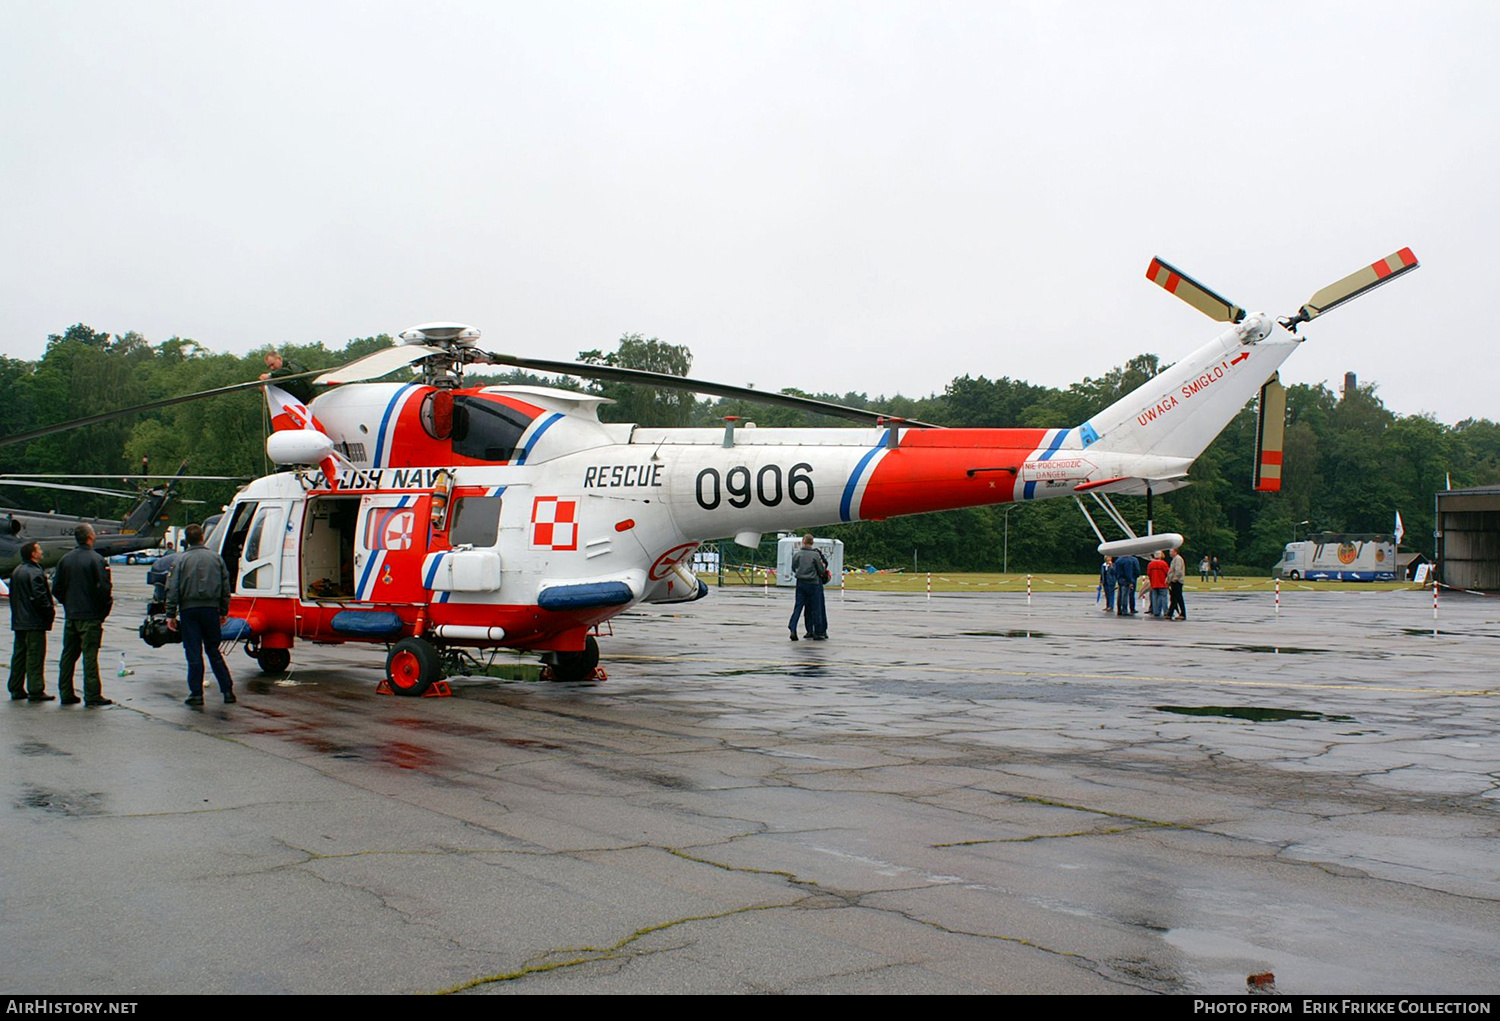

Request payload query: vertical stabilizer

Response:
[1078,315,1300,461]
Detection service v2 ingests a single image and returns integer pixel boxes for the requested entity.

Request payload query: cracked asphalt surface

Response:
[3,569,1498,994]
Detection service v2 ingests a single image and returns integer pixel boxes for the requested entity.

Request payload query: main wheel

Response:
[255,648,291,675]
[386,637,441,696]
[549,635,599,683]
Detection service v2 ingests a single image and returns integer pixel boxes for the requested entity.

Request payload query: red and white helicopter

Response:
[6,250,1420,692]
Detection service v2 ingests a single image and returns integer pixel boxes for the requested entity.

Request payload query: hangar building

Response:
[1436,486,1500,591]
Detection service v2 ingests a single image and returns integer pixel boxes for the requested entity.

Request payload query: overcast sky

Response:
[3,1,1495,422]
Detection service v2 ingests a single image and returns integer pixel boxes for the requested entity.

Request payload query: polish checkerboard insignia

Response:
[530,496,579,551]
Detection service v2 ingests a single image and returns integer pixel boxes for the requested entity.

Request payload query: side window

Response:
[449,496,502,547]
[245,508,283,562]
[222,501,259,587]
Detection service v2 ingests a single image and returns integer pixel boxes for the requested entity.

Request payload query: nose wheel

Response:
[243,637,291,675]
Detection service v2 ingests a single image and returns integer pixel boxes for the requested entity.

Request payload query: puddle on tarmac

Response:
[960,630,1049,638]
[1156,705,1355,723]
[1223,645,1323,654]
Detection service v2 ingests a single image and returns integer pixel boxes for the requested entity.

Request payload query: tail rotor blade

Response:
[1146,257,1247,323]
[1280,247,1419,332]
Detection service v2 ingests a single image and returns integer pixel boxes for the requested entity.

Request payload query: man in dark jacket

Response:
[166,522,235,706]
[52,524,113,706]
[258,351,314,404]
[788,535,829,640]
[8,541,57,702]
[1114,554,1140,616]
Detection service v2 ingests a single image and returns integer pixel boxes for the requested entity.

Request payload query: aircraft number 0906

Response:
[695,463,814,510]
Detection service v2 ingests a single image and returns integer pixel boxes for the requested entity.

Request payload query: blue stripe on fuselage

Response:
[840,433,890,522]
[1022,429,1068,500]
[516,413,563,465]
[373,384,418,468]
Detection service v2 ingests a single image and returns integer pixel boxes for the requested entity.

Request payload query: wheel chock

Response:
[375,678,453,697]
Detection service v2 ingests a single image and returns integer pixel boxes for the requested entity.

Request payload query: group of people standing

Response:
[1099,548,1189,621]
[8,525,117,705]
[8,522,237,708]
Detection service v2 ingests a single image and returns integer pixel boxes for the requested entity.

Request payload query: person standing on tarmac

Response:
[52,524,113,707]
[166,523,236,707]
[1114,553,1139,616]
[1146,550,1170,617]
[8,541,57,703]
[1168,546,1188,621]
[1099,556,1117,613]
[788,534,829,641]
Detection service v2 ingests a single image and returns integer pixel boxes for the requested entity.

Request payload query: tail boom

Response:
[1077,314,1297,461]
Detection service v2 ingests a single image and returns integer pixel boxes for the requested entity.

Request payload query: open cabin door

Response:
[230,499,294,597]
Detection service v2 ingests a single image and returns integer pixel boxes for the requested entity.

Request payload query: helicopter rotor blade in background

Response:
[1145,257,1247,324]
[0,480,142,499]
[1279,247,1419,332]
[479,352,942,429]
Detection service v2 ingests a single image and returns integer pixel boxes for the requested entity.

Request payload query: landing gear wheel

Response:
[549,635,600,683]
[386,637,442,696]
[255,648,291,675]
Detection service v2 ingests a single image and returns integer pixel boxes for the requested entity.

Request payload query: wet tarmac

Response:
[3,570,1498,994]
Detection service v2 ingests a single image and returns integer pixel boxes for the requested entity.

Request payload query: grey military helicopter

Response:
[0,463,200,578]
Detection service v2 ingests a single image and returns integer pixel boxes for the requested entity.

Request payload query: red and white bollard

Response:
[763,567,770,597]
[926,572,932,601]
[1275,577,1280,616]
[1433,578,1439,622]
[1027,573,1032,607]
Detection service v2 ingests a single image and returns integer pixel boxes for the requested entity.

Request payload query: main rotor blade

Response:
[0,368,323,449]
[1281,247,1419,332]
[315,344,444,384]
[480,352,941,428]
[1145,257,1247,323]
[0,480,141,499]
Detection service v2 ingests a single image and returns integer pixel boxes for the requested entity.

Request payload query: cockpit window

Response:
[451,396,531,461]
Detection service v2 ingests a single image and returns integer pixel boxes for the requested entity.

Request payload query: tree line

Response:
[3,325,1495,574]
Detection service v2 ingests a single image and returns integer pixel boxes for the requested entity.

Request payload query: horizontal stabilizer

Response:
[1075,476,1191,497]
[1146,257,1246,323]
[1099,533,1185,558]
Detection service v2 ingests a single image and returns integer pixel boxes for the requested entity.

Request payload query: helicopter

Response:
[2,249,1419,692]
[0,464,195,578]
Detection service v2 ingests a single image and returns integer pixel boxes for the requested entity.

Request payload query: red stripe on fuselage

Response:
[857,428,1046,520]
